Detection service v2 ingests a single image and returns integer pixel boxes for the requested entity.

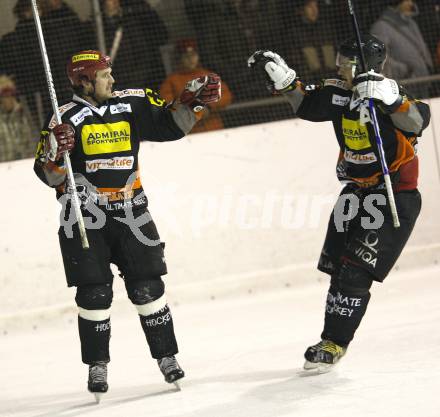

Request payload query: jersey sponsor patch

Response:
[81,121,132,155]
[332,94,350,106]
[112,89,145,98]
[305,84,317,92]
[70,107,93,126]
[110,103,132,114]
[342,116,371,151]
[85,156,134,172]
[344,150,377,164]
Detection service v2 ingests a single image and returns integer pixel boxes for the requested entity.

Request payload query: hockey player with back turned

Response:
[34,50,221,399]
[248,35,430,372]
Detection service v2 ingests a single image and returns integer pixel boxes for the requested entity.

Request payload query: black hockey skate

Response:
[303,340,347,373]
[157,356,185,389]
[88,361,108,403]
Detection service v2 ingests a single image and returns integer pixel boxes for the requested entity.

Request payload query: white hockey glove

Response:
[248,50,296,92]
[353,71,400,106]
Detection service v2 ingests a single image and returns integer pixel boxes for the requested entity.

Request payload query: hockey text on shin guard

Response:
[322,264,373,346]
[138,303,178,359]
[325,289,362,318]
[78,315,111,364]
[322,285,371,346]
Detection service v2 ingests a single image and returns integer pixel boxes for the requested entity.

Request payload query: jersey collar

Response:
[349,94,362,111]
[72,94,108,116]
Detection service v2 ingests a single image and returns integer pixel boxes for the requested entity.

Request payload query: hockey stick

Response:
[347,0,400,228]
[110,27,123,62]
[31,0,90,248]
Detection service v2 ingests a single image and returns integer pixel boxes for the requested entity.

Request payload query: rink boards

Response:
[0,97,439,328]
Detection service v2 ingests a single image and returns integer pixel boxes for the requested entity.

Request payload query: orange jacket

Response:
[160,67,232,133]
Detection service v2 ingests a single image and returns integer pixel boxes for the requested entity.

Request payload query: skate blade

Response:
[303,360,334,374]
[173,381,181,391]
[93,393,104,404]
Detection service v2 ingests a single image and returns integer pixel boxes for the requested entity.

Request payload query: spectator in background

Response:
[237,0,277,52]
[371,0,433,98]
[416,0,440,95]
[318,0,350,42]
[98,0,168,90]
[41,0,91,103]
[282,0,336,83]
[160,39,232,133]
[184,0,249,100]
[355,0,384,34]
[0,75,35,162]
[0,0,48,124]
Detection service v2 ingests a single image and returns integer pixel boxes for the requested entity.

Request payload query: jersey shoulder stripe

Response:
[48,102,78,128]
[112,88,146,98]
[324,78,350,90]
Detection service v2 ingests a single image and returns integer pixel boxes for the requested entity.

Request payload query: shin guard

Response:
[78,315,111,364]
[138,302,178,359]
[321,263,373,346]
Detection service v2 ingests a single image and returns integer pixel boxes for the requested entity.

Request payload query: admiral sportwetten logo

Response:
[82,121,132,155]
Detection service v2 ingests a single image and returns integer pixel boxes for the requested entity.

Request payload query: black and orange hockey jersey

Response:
[283,78,431,190]
[34,88,198,214]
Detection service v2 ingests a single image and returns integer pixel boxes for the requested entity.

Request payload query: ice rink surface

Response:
[1,264,439,417]
[1,102,439,416]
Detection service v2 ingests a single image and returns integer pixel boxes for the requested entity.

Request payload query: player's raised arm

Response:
[128,73,222,141]
[248,50,338,122]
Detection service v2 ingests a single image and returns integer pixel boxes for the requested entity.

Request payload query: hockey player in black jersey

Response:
[249,35,430,372]
[34,50,221,398]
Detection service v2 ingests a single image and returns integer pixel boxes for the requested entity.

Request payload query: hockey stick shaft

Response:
[110,27,123,62]
[31,0,90,248]
[347,0,400,228]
